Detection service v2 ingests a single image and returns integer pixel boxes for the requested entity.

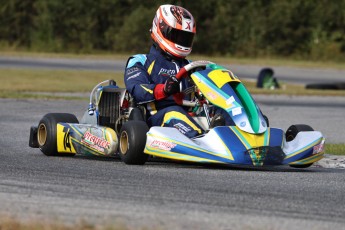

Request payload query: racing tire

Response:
[128,107,145,121]
[286,124,314,168]
[263,115,269,127]
[38,113,79,156]
[305,83,339,90]
[119,121,149,165]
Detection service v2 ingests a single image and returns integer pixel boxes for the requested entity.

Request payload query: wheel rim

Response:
[37,123,47,146]
[120,131,129,154]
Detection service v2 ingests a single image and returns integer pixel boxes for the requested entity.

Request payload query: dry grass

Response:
[0,69,124,99]
[190,54,345,70]
[244,80,345,96]
[0,215,131,230]
[1,68,345,100]
[0,69,124,92]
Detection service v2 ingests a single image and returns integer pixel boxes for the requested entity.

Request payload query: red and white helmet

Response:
[151,4,196,59]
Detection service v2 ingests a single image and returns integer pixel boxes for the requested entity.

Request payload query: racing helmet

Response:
[151,4,196,59]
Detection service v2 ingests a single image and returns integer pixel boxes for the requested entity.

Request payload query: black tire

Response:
[305,83,338,90]
[38,113,79,156]
[263,114,269,127]
[285,124,314,142]
[286,124,314,168]
[128,107,145,121]
[119,121,149,165]
[289,163,313,168]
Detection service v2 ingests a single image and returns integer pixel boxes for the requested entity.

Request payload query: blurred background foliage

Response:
[0,0,344,61]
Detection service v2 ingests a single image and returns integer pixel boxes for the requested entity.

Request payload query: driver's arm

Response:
[124,55,180,104]
[124,55,158,104]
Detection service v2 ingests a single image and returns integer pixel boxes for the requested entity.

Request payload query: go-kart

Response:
[29,61,325,168]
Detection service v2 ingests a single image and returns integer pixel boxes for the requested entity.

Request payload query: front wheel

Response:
[119,121,149,165]
[286,124,314,142]
[38,113,79,156]
[286,124,314,168]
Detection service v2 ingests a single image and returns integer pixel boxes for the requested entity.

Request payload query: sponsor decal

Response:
[126,67,139,75]
[127,72,141,80]
[174,123,191,134]
[226,96,235,106]
[150,140,176,151]
[163,7,169,17]
[313,141,325,154]
[232,107,242,116]
[206,92,218,100]
[253,148,262,159]
[158,68,176,76]
[62,126,72,151]
[81,131,110,152]
[185,21,191,30]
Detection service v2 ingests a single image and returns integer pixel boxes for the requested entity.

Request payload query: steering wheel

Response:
[175,60,215,81]
[174,60,215,108]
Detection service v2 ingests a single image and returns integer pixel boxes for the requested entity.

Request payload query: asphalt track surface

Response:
[0,97,344,229]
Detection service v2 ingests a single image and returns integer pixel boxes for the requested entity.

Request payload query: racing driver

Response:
[124,4,204,138]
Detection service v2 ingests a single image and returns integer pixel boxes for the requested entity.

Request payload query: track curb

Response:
[314,154,345,169]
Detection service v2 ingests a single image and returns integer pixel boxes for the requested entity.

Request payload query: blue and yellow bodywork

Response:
[145,126,324,166]
[144,63,325,166]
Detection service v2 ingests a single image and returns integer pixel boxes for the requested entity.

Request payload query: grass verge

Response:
[0,69,124,100]
[325,144,345,155]
[0,215,130,230]
[1,68,345,99]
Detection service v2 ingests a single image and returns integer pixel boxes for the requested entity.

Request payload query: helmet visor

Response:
[160,20,194,48]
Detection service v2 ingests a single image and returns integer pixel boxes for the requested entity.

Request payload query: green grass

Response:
[325,144,345,155]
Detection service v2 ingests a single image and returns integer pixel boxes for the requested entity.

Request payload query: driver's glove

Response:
[154,75,180,100]
[163,76,180,96]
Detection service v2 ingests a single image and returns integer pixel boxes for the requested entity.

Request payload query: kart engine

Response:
[84,80,128,134]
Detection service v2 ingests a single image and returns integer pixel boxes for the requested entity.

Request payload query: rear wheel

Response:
[286,124,314,168]
[119,121,149,165]
[38,113,79,156]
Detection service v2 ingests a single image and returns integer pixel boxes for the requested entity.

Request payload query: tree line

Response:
[0,0,344,61]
